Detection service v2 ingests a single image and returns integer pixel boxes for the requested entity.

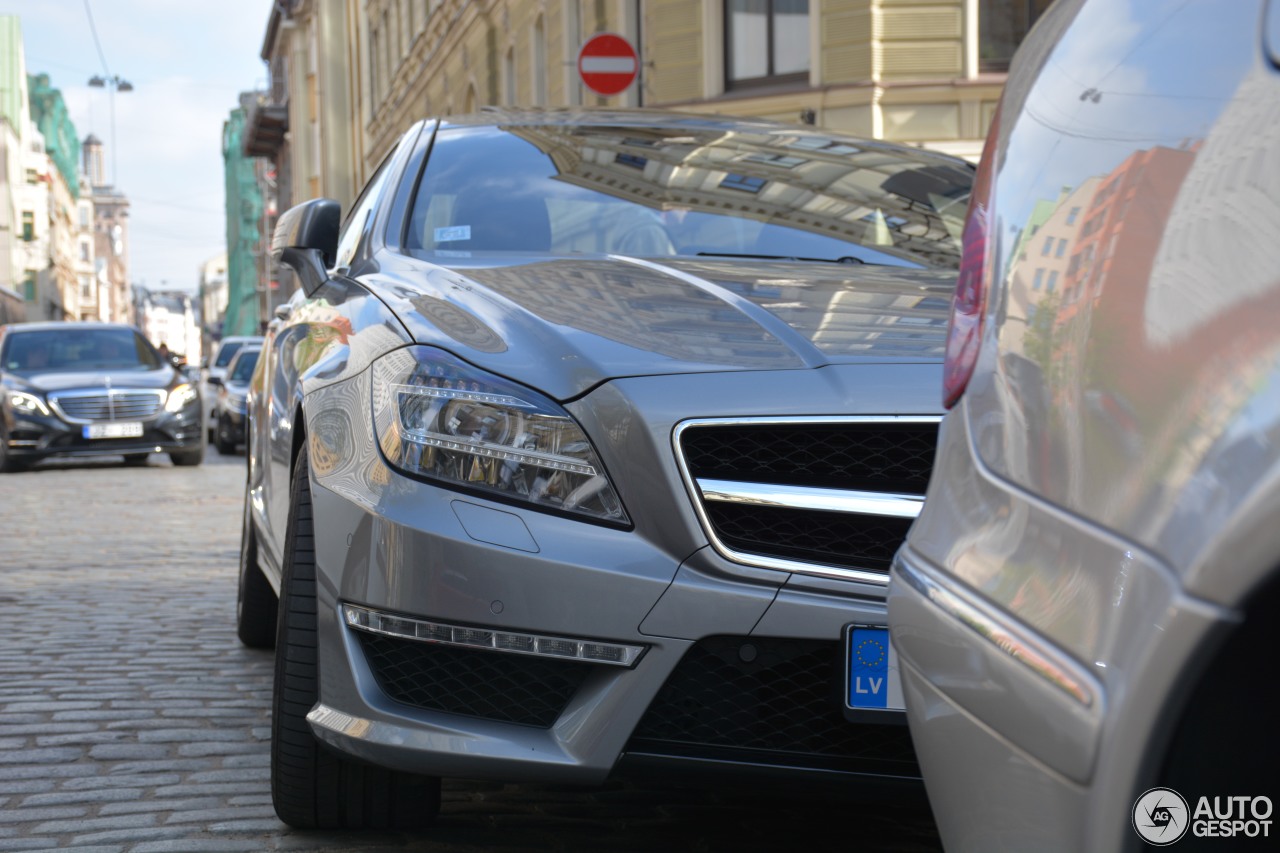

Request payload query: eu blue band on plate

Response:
[848,626,893,709]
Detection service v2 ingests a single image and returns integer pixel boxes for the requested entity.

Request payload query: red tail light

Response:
[942,104,1001,409]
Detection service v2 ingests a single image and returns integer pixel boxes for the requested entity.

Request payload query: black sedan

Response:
[0,322,205,471]
[213,345,260,455]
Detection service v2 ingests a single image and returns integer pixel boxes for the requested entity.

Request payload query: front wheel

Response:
[170,446,204,466]
[215,420,236,455]
[271,447,441,829]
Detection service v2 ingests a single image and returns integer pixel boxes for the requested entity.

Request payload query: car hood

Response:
[373,255,955,401]
[10,368,176,394]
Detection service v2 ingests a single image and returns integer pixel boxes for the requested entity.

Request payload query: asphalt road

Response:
[0,445,943,852]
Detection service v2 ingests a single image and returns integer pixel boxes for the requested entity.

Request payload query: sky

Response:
[3,0,274,293]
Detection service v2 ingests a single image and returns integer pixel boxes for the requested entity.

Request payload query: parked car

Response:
[888,1,1280,850]
[236,109,973,828]
[204,335,262,440]
[213,345,261,455]
[0,322,204,471]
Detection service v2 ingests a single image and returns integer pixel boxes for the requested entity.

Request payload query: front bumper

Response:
[298,363,943,787]
[307,478,918,785]
[5,404,204,462]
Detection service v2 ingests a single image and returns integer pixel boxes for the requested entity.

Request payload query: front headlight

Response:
[9,390,50,416]
[165,383,199,413]
[372,347,628,524]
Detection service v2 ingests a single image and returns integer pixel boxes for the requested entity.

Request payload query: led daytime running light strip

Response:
[393,382,535,409]
[401,430,598,476]
[343,604,645,667]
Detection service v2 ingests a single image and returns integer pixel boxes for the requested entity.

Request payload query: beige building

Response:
[254,1,1044,214]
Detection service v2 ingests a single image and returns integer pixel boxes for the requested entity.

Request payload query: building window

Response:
[22,272,36,301]
[80,240,91,262]
[980,1,1054,72]
[1065,206,1080,225]
[1033,269,1044,291]
[721,173,767,193]
[80,275,93,302]
[26,168,38,184]
[21,211,34,242]
[1046,270,1059,292]
[1055,238,1066,258]
[79,205,91,228]
[1041,234,1053,256]
[725,0,810,90]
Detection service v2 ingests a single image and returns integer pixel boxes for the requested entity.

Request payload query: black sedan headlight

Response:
[165,383,200,413]
[8,390,51,416]
[372,346,627,523]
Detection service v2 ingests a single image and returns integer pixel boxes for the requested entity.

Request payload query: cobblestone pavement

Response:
[0,447,943,853]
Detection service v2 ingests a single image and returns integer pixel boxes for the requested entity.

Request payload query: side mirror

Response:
[272,198,340,296]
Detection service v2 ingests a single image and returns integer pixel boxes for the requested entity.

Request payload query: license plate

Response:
[83,422,144,439]
[844,625,905,716]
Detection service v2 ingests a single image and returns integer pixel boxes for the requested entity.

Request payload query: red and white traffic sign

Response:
[578,33,638,97]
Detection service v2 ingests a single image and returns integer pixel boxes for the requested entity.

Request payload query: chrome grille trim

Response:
[673,416,942,586]
[697,479,925,519]
[48,389,166,424]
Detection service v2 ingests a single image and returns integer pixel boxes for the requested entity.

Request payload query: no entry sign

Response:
[578,33,638,97]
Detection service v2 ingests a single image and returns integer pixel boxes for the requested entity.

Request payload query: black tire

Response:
[271,447,442,830]
[0,427,27,473]
[123,453,150,466]
[215,421,236,455]
[170,445,204,467]
[236,493,277,648]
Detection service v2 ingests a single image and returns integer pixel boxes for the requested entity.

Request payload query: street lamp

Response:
[88,74,132,185]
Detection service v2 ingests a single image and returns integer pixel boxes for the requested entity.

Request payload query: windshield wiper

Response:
[695,252,865,264]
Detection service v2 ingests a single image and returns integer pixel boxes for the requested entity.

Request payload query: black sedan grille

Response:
[628,636,918,772]
[677,419,939,579]
[49,390,164,422]
[357,632,594,728]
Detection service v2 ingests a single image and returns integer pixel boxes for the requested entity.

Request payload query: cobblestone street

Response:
[0,448,943,853]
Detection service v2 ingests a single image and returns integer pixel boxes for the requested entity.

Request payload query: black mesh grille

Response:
[681,422,937,492]
[706,503,914,572]
[629,636,917,771]
[357,632,593,728]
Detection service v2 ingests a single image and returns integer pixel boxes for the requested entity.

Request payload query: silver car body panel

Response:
[890,0,1280,849]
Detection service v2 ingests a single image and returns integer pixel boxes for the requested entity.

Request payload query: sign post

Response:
[577,33,639,97]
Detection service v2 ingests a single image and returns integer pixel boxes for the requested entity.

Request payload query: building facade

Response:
[135,287,202,364]
[250,0,1045,226]
[83,134,133,324]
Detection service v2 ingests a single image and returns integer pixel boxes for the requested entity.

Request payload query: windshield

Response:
[228,349,260,383]
[214,340,246,368]
[406,124,972,269]
[2,328,162,373]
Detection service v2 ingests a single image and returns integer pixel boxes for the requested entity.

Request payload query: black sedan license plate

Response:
[83,422,143,440]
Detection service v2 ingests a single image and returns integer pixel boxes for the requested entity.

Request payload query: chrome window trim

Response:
[672,415,942,587]
[47,388,166,425]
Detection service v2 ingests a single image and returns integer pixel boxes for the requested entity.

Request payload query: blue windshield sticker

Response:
[435,225,471,243]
